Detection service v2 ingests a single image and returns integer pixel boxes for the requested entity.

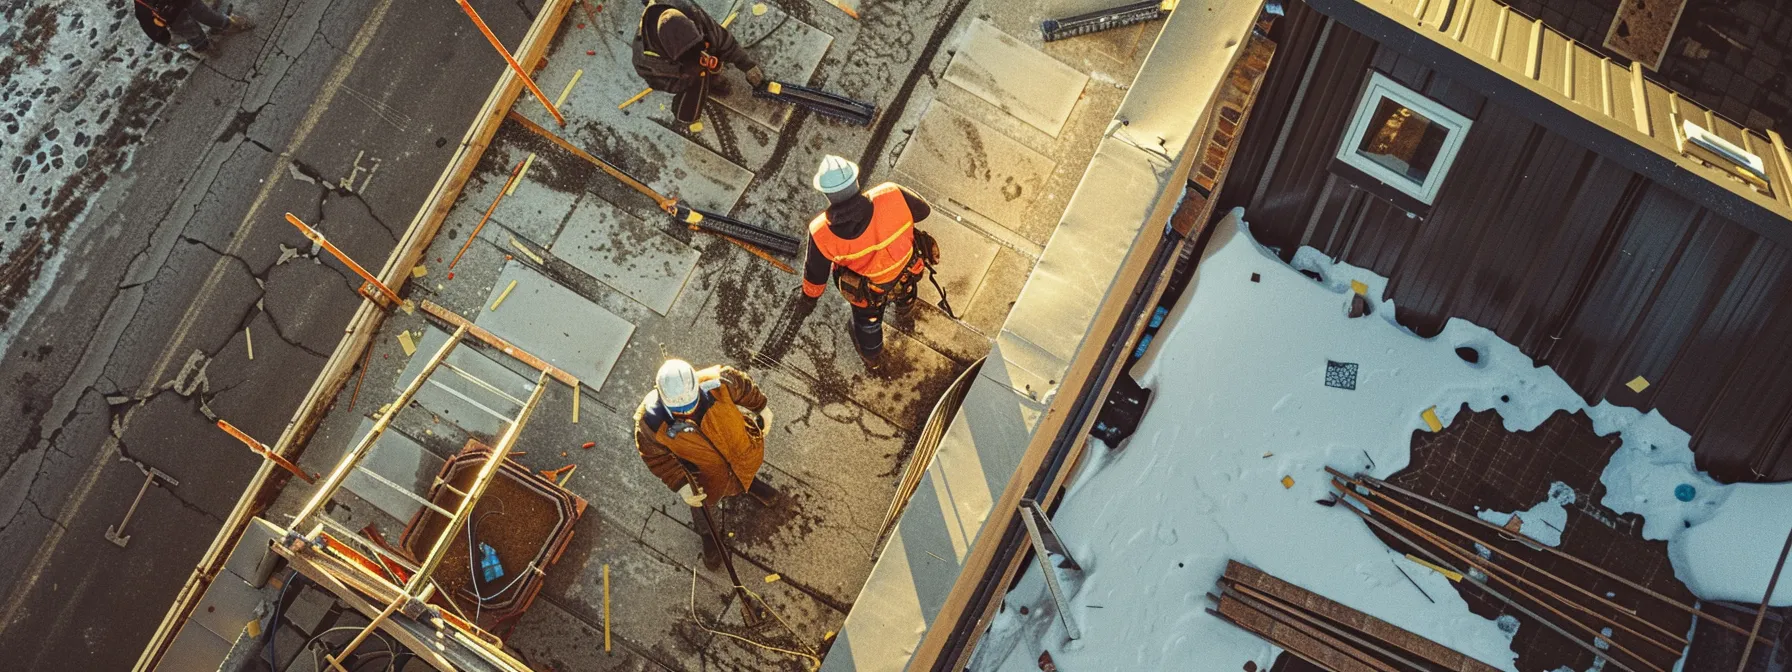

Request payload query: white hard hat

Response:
[812,154,860,195]
[656,359,700,414]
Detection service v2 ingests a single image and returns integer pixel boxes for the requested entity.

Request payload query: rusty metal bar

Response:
[216,419,315,484]
[456,0,566,126]
[284,213,404,307]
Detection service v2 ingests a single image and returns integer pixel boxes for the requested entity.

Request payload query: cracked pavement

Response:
[0,0,536,667]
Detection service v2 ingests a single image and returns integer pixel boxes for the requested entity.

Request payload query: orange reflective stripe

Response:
[809,183,917,284]
[829,220,911,262]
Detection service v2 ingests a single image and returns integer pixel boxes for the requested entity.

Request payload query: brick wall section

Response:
[1502,0,1792,135]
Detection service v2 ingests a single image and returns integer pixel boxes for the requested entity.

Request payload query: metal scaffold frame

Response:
[277,316,557,672]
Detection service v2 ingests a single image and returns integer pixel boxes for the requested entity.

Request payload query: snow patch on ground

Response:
[0,1,191,350]
[972,208,1792,670]
[1476,482,1575,548]
[974,209,1593,671]
[1589,403,1792,606]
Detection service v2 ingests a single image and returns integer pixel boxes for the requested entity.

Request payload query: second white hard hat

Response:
[812,154,860,195]
[656,359,700,414]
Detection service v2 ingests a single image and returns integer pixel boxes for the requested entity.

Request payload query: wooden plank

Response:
[130,1,574,668]
[1217,596,1380,672]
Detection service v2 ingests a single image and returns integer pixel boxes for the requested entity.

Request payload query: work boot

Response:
[850,324,883,373]
[699,530,724,571]
[221,13,254,34]
[746,478,780,507]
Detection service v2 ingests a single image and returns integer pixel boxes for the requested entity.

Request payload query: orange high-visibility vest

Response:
[808,183,919,285]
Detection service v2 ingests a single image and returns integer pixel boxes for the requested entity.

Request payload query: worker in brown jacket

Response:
[633,359,777,569]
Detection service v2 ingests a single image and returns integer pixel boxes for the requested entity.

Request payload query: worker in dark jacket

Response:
[632,0,765,125]
[800,155,942,371]
[633,359,777,569]
[133,0,252,52]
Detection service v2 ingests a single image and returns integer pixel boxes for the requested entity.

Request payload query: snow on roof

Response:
[970,208,1792,669]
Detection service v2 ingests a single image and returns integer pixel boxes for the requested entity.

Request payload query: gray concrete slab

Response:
[893,103,1058,235]
[447,142,580,247]
[537,510,727,672]
[390,324,538,440]
[477,260,637,391]
[705,1,837,132]
[341,419,448,521]
[550,195,703,315]
[912,208,1001,312]
[943,19,1090,137]
[505,596,664,671]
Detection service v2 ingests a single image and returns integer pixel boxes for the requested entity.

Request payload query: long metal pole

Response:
[456,0,567,127]
[216,419,316,483]
[1734,525,1792,672]
[284,213,404,306]
[403,369,551,595]
[1335,467,1773,647]
[289,325,467,532]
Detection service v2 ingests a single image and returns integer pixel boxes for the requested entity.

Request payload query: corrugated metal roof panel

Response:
[1312,0,1792,242]
[1221,8,1792,480]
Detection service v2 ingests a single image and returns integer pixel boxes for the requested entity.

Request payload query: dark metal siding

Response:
[1223,5,1792,481]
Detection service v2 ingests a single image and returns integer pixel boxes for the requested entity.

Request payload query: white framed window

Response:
[1335,71,1472,205]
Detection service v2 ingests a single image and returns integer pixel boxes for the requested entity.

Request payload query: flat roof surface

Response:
[257,0,1166,668]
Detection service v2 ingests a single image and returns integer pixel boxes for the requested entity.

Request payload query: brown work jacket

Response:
[632,365,767,500]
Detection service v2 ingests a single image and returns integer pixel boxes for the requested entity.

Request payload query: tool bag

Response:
[832,229,950,316]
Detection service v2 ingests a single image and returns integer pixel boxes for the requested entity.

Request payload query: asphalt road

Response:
[0,0,538,667]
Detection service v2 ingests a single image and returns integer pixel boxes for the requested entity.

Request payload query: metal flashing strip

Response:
[1308,0,1792,244]
[819,2,1268,670]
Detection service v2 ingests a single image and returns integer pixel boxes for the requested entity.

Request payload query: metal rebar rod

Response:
[1339,498,1644,672]
[1734,525,1792,672]
[402,369,551,596]
[1337,482,1668,671]
[455,0,566,126]
[290,324,467,532]
[285,213,403,306]
[449,156,527,270]
[1332,470,1687,650]
[437,360,528,406]
[1336,467,1770,647]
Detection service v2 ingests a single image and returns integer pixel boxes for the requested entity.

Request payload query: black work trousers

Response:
[847,280,917,358]
[172,1,229,46]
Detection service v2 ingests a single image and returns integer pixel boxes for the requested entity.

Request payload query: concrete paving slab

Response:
[538,511,727,672]
[894,103,1057,234]
[943,19,1089,137]
[341,418,448,521]
[476,260,637,391]
[912,210,1000,311]
[505,597,662,671]
[448,144,581,247]
[962,247,1036,335]
[550,195,702,315]
[190,570,263,641]
[390,325,538,440]
[705,1,837,132]
[702,567,842,670]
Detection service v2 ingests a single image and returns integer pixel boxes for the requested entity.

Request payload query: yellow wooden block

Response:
[752,2,768,15]
[768,81,782,95]
[1625,376,1650,393]
[1280,475,1294,489]
[689,121,704,133]
[490,279,519,312]
[1405,553,1464,582]
[1350,279,1368,296]
[244,619,262,638]
[764,573,781,583]
[411,264,427,278]
[397,330,417,356]
[509,154,536,195]
[1421,406,1443,432]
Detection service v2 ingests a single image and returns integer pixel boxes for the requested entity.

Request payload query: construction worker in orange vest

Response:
[799,155,942,371]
